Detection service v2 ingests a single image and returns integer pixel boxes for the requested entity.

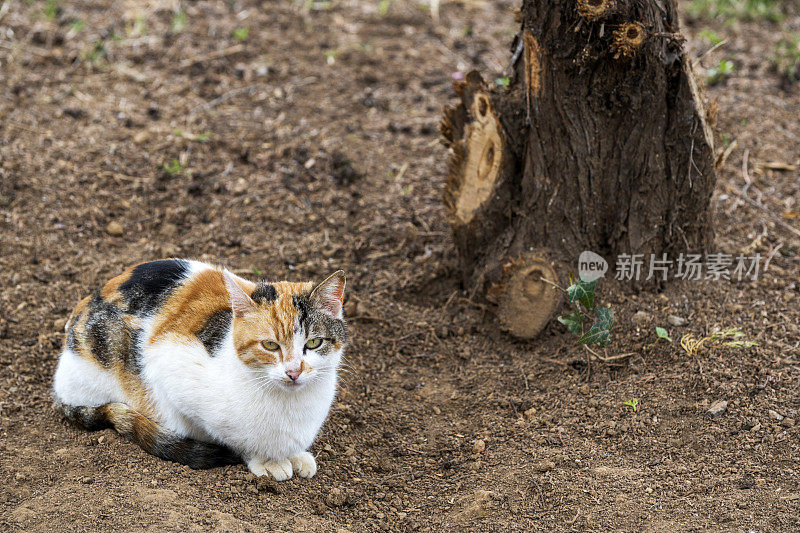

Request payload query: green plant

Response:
[324,49,338,65]
[706,59,734,85]
[43,0,60,20]
[556,277,615,347]
[495,76,510,87]
[70,20,85,32]
[379,0,391,16]
[680,326,757,356]
[171,11,187,32]
[252,268,262,276]
[131,14,147,37]
[655,327,672,342]
[173,129,211,142]
[81,40,107,64]
[233,27,250,41]
[161,158,184,175]
[686,0,785,23]
[623,398,639,412]
[698,28,723,46]
[771,33,800,85]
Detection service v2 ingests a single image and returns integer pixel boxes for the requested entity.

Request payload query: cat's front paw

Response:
[290,451,317,478]
[247,458,294,481]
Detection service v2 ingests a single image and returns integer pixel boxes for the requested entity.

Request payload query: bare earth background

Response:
[1,0,799,531]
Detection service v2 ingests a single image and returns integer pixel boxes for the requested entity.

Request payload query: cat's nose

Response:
[285,369,301,381]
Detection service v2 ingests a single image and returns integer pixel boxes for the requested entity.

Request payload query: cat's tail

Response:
[55,401,240,469]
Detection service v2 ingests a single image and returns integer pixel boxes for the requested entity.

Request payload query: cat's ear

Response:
[310,270,346,318]
[223,270,256,317]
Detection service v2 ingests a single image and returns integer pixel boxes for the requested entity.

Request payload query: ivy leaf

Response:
[655,326,672,342]
[557,312,583,335]
[566,279,597,310]
[578,307,614,346]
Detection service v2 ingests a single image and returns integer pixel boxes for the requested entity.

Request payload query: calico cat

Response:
[52,259,346,480]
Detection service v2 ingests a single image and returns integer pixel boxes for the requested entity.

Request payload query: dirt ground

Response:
[1,0,799,531]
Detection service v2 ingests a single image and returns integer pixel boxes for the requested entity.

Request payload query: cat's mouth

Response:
[281,378,306,390]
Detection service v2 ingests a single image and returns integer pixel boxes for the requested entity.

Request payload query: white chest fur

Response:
[140,333,338,462]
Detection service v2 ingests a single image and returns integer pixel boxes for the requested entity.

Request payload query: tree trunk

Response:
[441,0,716,338]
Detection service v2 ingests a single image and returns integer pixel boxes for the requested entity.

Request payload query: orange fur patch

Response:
[233,281,311,367]
[65,295,92,338]
[150,269,254,344]
[70,311,96,362]
[113,363,155,418]
[100,265,135,304]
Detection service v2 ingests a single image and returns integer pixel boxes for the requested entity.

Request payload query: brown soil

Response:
[1,1,799,531]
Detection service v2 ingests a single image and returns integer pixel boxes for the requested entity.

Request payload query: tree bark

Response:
[441,0,716,338]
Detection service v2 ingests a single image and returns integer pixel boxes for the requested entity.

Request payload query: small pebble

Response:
[524,407,537,419]
[472,439,486,454]
[768,409,784,421]
[325,487,347,507]
[667,315,687,327]
[780,418,796,428]
[534,460,555,473]
[106,221,124,236]
[707,400,728,418]
[631,311,651,325]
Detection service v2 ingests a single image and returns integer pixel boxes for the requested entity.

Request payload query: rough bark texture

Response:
[441,0,716,338]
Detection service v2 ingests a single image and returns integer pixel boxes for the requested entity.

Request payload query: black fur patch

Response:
[250,283,277,305]
[66,326,77,351]
[57,402,113,431]
[197,310,231,356]
[85,293,129,368]
[125,327,143,373]
[152,434,240,469]
[293,292,347,353]
[118,259,190,315]
[292,294,311,325]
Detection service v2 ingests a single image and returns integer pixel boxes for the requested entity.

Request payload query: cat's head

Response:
[223,270,347,390]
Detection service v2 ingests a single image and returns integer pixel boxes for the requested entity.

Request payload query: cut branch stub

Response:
[441,73,506,225]
[491,253,561,339]
[611,22,646,58]
[576,0,616,21]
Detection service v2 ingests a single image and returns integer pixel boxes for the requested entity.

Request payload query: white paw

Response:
[290,451,317,478]
[246,458,294,481]
[264,459,294,481]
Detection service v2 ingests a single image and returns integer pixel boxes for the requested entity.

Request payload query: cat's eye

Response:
[305,337,323,350]
[261,340,280,351]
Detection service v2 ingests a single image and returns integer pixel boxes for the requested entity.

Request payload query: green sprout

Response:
[233,27,250,42]
[655,327,672,343]
[624,398,639,412]
[706,59,735,86]
[171,11,187,32]
[43,0,60,20]
[161,159,184,175]
[698,28,723,46]
[771,33,800,85]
